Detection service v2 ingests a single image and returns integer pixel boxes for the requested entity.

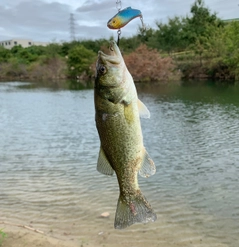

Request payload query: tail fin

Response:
[114,192,157,229]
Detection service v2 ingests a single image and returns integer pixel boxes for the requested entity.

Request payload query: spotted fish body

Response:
[94,41,156,229]
[107,7,142,29]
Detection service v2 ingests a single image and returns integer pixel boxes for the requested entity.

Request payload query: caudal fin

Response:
[114,192,157,229]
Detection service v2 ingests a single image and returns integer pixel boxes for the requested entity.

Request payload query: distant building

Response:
[0,39,49,49]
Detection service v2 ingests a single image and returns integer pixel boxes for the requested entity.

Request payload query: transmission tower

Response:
[69,13,76,41]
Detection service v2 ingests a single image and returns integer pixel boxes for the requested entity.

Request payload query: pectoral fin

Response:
[138,99,150,119]
[139,149,156,178]
[97,147,114,176]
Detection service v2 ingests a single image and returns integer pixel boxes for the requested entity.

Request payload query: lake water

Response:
[0,81,239,247]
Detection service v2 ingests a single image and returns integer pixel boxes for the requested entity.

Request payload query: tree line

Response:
[0,0,238,82]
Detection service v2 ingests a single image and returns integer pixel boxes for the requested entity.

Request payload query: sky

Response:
[0,0,238,43]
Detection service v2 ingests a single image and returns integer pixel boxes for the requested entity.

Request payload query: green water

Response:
[0,81,239,247]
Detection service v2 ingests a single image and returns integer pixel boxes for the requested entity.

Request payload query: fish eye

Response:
[99,65,107,74]
[113,20,116,23]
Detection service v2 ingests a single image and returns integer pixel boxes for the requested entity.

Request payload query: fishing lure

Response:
[107,6,144,30]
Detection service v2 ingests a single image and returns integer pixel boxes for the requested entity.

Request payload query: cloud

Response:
[0,0,71,41]
[0,0,238,42]
[76,0,113,12]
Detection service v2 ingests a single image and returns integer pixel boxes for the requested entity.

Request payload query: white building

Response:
[0,39,49,49]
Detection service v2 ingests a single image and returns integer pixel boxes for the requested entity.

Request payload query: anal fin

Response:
[97,147,114,176]
[139,148,156,178]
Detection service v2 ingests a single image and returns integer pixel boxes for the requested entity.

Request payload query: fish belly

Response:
[96,100,142,170]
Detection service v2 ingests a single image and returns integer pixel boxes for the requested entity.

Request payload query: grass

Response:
[0,229,7,246]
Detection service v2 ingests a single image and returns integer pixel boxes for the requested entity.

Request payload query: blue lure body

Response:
[107,7,142,30]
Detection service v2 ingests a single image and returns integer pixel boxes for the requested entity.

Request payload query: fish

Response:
[107,7,143,30]
[94,40,157,229]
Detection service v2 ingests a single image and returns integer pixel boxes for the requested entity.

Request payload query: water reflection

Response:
[0,81,239,246]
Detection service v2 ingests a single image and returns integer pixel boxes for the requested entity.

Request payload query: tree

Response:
[183,0,223,45]
[116,36,141,54]
[137,26,155,44]
[223,21,239,79]
[10,45,24,55]
[78,39,109,53]
[147,16,187,53]
[61,41,79,57]
[0,46,11,63]
[180,0,224,66]
[45,43,62,58]
[67,45,96,78]
[25,45,46,56]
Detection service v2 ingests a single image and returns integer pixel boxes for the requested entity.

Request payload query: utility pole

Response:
[69,13,76,41]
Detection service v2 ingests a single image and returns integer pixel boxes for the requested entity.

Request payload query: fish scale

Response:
[96,103,141,168]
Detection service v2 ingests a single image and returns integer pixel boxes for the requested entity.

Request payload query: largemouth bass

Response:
[94,41,157,229]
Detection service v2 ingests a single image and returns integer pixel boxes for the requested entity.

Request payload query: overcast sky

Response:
[0,0,238,43]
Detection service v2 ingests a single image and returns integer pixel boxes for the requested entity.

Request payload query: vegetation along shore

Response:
[0,0,238,83]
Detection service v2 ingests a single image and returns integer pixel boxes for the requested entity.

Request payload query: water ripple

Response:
[1,82,239,246]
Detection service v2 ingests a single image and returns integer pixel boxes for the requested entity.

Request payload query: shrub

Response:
[28,57,67,80]
[2,57,27,77]
[124,44,180,82]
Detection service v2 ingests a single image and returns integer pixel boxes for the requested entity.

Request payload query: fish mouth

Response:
[107,18,120,30]
[107,18,113,29]
[97,41,121,65]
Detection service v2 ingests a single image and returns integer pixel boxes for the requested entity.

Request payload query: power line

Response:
[69,13,76,41]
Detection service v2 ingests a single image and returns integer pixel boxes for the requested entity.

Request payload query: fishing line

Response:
[116,0,122,45]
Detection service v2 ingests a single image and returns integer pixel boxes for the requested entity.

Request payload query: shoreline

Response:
[0,219,230,247]
[0,221,89,247]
